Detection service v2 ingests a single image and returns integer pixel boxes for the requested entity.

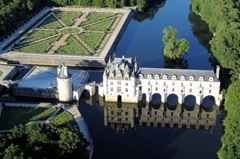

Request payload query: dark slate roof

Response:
[138,67,219,82]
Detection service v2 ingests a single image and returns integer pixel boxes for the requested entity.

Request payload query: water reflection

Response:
[97,97,219,133]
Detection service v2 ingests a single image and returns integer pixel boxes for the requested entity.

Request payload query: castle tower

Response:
[57,64,73,102]
[103,69,108,95]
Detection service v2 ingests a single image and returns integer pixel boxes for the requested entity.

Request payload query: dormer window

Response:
[147,74,152,79]
[209,77,214,81]
[199,76,204,81]
[180,76,185,80]
[172,75,177,80]
[189,76,194,81]
[139,74,143,79]
[163,74,168,80]
[155,74,160,79]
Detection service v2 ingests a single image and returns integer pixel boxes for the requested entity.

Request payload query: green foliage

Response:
[58,36,91,55]
[85,19,115,31]
[0,123,89,159]
[79,32,105,49]
[39,16,63,29]
[210,22,240,70]
[19,30,57,44]
[0,71,2,76]
[15,36,60,53]
[0,107,57,130]
[80,12,115,26]
[218,80,240,159]
[51,110,76,127]
[162,26,190,59]
[55,11,82,26]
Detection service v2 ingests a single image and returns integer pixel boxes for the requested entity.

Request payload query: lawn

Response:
[51,109,76,127]
[84,19,115,31]
[80,12,115,26]
[39,16,63,29]
[79,32,105,49]
[0,107,57,130]
[55,11,82,26]
[15,36,60,53]
[57,36,91,55]
[19,30,57,44]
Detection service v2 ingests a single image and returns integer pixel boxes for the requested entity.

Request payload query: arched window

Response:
[180,76,185,80]
[172,75,177,80]
[155,74,160,79]
[199,76,204,81]
[163,74,168,80]
[148,74,152,79]
[189,76,194,80]
[209,77,214,81]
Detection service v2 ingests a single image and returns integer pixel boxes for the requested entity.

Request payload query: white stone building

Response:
[98,56,222,106]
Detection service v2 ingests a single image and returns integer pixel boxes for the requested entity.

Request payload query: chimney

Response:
[216,65,220,79]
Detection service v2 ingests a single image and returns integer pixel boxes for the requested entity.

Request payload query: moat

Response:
[79,0,223,159]
[0,0,223,159]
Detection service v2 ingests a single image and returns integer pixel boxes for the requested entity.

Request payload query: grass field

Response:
[51,109,76,127]
[84,19,115,31]
[19,30,57,44]
[79,32,105,49]
[39,16,63,29]
[57,36,91,55]
[0,107,57,130]
[80,12,115,26]
[55,11,82,26]
[15,36,60,53]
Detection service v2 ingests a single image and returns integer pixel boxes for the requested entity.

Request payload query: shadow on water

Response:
[133,0,167,22]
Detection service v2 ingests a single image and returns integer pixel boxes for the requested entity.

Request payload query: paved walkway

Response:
[63,104,94,156]
[73,12,89,27]
[47,34,70,54]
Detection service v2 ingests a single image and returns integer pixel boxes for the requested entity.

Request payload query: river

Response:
[79,0,223,158]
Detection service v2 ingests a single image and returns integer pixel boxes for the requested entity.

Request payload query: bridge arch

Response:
[166,93,178,108]
[201,95,215,111]
[183,95,196,110]
[151,93,161,106]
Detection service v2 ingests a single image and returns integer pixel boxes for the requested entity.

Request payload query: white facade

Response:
[98,56,222,106]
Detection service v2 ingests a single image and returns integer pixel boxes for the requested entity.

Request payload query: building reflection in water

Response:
[98,96,219,133]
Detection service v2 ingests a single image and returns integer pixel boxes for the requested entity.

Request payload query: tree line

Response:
[191,0,240,158]
[0,0,151,39]
[0,123,89,159]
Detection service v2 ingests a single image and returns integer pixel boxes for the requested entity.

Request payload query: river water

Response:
[79,0,223,158]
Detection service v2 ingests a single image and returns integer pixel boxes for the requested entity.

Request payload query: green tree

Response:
[162,26,189,59]
[210,22,240,70]
[92,0,105,7]
[3,144,25,159]
[218,80,240,159]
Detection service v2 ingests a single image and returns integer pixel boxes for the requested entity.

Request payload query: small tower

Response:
[216,65,220,79]
[57,63,73,102]
[103,69,108,95]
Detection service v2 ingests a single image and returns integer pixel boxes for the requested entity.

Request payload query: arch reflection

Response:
[98,97,219,133]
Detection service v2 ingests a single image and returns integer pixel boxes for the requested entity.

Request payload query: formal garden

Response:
[12,10,122,56]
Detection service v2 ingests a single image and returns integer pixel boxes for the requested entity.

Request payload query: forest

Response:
[0,0,150,39]
[191,0,240,159]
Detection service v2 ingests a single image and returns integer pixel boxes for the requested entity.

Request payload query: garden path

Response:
[72,12,89,27]
[73,34,94,53]
[47,34,70,54]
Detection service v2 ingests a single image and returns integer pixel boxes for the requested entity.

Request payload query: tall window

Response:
[117,86,121,92]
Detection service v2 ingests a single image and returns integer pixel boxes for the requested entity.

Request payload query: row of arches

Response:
[141,93,216,109]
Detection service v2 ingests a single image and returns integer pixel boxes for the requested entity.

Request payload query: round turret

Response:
[57,64,73,102]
